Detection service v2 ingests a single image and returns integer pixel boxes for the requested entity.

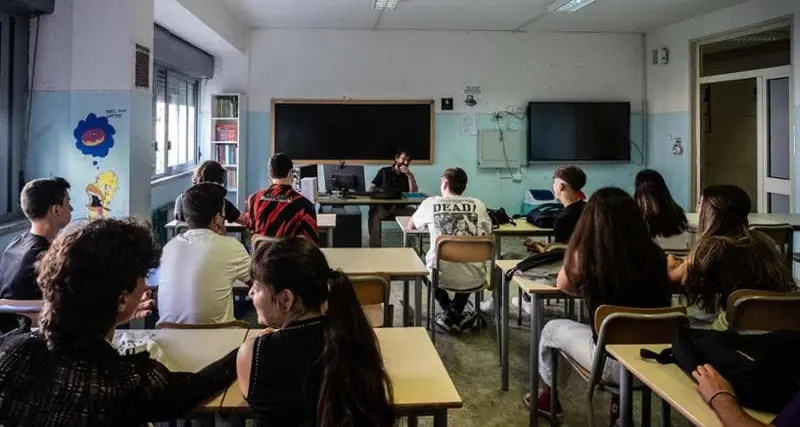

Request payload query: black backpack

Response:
[488,208,514,229]
[642,326,800,413]
[503,248,565,283]
[526,203,564,228]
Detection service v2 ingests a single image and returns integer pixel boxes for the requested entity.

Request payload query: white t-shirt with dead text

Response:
[411,195,492,291]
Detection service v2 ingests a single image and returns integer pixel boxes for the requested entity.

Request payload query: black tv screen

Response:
[527,102,631,162]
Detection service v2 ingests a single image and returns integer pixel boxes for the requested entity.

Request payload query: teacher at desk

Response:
[367,149,419,247]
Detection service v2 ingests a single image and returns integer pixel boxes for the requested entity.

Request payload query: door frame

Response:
[693,37,794,212]
[758,70,793,212]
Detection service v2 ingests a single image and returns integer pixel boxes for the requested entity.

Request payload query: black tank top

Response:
[247,317,326,427]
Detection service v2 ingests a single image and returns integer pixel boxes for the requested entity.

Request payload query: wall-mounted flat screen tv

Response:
[527,102,631,162]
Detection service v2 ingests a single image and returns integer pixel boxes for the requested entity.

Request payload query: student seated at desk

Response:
[0,218,237,426]
[236,237,395,427]
[247,153,318,243]
[695,364,798,427]
[510,166,587,315]
[407,167,491,333]
[530,187,671,424]
[670,185,793,330]
[174,160,246,225]
[0,177,72,333]
[159,183,251,325]
[634,169,688,241]
[368,149,419,247]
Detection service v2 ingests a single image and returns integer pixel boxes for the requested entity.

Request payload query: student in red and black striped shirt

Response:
[246,153,318,243]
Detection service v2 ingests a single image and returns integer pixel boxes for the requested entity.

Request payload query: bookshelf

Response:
[210,93,247,208]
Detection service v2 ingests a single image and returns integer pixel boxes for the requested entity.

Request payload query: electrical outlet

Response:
[511,172,523,182]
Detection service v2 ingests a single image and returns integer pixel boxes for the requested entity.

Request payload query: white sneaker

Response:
[511,296,533,315]
[479,296,495,313]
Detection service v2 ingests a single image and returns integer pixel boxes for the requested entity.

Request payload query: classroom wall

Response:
[26,0,154,221]
[246,29,646,214]
[645,0,800,210]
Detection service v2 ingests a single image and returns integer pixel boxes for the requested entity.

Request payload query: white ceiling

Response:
[222,0,749,33]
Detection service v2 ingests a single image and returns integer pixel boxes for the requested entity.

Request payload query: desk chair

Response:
[0,299,43,328]
[155,320,250,329]
[750,224,793,269]
[548,305,687,427]
[429,235,496,345]
[726,289,800,332]
[349,275,394,327]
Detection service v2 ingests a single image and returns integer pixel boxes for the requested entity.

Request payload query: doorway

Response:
[694,25,793,213]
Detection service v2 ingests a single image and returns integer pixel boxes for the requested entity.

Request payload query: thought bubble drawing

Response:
[74,113,116,158]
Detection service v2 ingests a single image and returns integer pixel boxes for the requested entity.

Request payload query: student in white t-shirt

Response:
[407,167,492,333]
[158,183,251,325]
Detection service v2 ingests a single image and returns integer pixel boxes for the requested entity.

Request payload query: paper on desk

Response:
[113,331,181,371]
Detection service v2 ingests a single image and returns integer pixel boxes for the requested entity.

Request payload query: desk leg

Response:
[402,280,411,327]
[529,294,543,427]
[407,416,419,427]
[501,268,510,391]
[403,231,408,248]
[620,366,634,427]
[414,277,423,327]
[327,229,334,248]
[433,410,448,427]
[660,398,671,427]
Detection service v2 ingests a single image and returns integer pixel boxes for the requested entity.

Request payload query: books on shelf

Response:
[214,144,238,165]
[214,123,238,141]
[213,97,239,118]
[226,169,238,190]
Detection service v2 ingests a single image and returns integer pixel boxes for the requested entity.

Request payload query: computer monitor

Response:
[322,164,366,197]
[299,164,318,179]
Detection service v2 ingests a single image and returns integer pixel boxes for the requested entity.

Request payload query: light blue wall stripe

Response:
[246,112,645,215]
[646,112,692,209]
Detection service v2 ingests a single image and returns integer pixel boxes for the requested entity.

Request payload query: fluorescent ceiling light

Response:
[373,0,399,10]
[550,0,596,13]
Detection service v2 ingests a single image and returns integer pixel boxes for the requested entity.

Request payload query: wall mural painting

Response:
[86,171,119,219]
[73,113,120,218]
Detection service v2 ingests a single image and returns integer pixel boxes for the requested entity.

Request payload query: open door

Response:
[759,72,792,213]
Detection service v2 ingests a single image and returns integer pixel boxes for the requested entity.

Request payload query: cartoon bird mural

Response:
[86,171,119,219]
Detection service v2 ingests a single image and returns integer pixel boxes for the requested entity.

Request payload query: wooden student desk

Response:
[685,213,786,229]
[114,329,249,411]
[321,247,429,326]
[607,344,776,427]
[317,193,427,207]
[223,327,462,427]
[164,213,337,247]
[396,216,430,256]
[496,259,566,427]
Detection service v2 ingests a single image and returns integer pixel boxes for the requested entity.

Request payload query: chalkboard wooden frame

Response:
[270,98,435,164]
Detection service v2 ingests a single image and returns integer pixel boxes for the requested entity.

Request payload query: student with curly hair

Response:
[0,218,238,426]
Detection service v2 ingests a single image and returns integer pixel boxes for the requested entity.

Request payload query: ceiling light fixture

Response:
[549,0,596,13]
[372,0,399,10]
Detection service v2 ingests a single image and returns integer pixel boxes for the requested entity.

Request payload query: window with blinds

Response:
[152,64,199,177]
[0,12,27,222]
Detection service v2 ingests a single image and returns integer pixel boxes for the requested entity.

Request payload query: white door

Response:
[758,69,793,213]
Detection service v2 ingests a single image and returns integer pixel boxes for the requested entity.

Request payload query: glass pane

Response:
[768,193,790,214]
[767,77,790,180]
[177,79,188,165]
[187,82,197,163]
[166,72,181,168]
[153,68,167,175]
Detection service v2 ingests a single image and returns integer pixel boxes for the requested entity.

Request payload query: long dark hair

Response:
[37,218,160,349]
[634,169,688,238]
[697,184,751,238]
[250,237,395,427]
[684,231,794,310]
[685,184,791,309]
[564,187,670,318]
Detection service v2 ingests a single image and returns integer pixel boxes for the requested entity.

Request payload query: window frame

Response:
[151,62,201,180]
[0,12,28,224]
